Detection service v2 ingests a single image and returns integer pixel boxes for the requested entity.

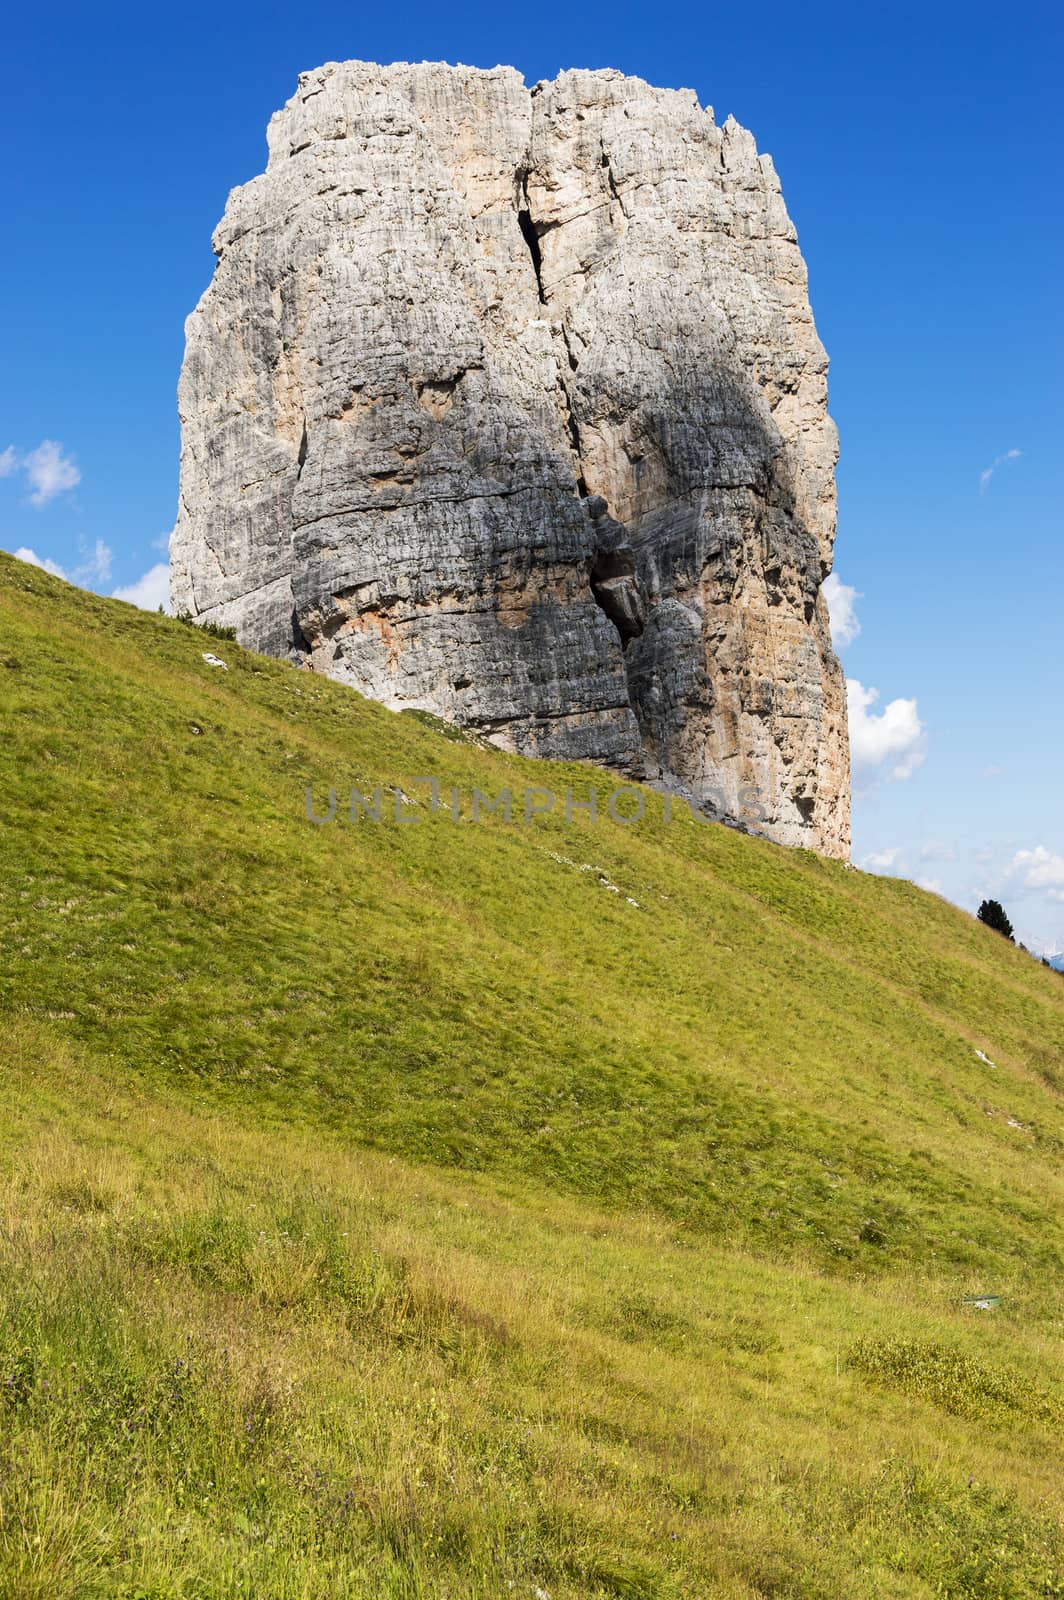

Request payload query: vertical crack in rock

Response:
[561,394,589,498]
[600,143,623,222]
[170,60,851,858]
[556,326,589,497]
[515,172,546,305]
[517,165,590,497]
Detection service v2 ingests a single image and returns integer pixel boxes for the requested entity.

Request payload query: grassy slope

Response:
[1,550,1062,1598]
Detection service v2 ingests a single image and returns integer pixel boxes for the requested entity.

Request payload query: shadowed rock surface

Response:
[171,60,851,855]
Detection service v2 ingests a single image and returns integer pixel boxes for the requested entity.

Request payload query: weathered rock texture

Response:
[171,60,851,856]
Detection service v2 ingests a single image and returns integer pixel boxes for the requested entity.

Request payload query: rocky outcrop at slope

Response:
[171,60,851,856]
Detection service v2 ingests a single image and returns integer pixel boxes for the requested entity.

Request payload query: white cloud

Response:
[847,679,926,781]
[917,876,943,894]
[1011,846,1064,902]
[978,448,1021,494]
[7,538,111,587]
[860,847,903,873]
[13,545,68,578]
[823,573,862,648]
[2,440,81,506]
[113,561,171,613]
[982,764,1003,778]
[25,440,81,505]
[1,440,81,505]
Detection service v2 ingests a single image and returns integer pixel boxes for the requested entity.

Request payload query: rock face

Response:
[171,60,851,856]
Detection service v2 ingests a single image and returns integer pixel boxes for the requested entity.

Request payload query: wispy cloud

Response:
[847,679,926,782]
[1,439,81,506]
[823,572,862,648]
[113,561,171,613]
[978,448,1021,494]
[78,539,112,583]
[920,839,957,863]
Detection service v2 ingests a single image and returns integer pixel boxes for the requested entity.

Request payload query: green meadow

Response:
[1,549,1062,1597]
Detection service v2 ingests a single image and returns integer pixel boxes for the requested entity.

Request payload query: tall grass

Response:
[1,1040,1062,1598]
[1,553,1063,1593]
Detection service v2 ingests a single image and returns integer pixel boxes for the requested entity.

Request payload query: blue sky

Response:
[2,0,1061,950]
